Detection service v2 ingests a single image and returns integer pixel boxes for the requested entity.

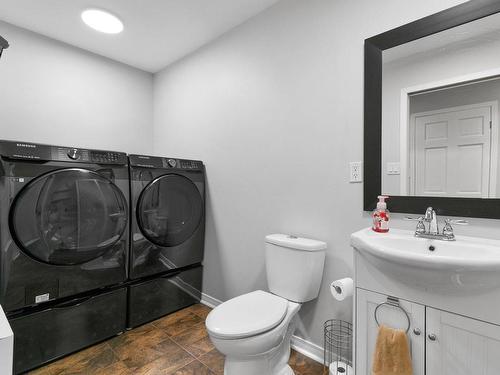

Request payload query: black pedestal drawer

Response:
[10,287,127,374]
[128,265,202,328]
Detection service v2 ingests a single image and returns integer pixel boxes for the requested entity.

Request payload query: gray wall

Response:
[152,0,472,347]
[0,21,153,153]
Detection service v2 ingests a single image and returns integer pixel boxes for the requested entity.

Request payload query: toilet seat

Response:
[206,290,288,339]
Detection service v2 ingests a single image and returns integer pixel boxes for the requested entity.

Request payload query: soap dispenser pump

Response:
[372,195,390,233]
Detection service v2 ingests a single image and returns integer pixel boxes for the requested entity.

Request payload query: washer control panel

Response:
[55,147,90,162]
[129,154,203,170]
[90,151,124,164]
[178,159,203,170]
[0,140,127,165]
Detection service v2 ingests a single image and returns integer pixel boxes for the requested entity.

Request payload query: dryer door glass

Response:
[138,174,203,247]
[10,168,128,265]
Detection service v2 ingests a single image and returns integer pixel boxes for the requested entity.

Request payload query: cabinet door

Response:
[356,288,425,375]
[426,307,500,375]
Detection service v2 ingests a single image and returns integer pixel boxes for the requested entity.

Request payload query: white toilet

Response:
[206,234,326,375]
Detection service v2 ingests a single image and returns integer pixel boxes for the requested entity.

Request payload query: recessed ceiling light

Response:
[81,9,123,34]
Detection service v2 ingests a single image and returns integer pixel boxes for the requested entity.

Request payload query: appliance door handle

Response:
[161,271,181,279]
[52,295,95,309]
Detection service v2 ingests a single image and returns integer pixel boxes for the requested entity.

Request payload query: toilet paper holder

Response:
[374,296,411,333]
[324,319,353,374]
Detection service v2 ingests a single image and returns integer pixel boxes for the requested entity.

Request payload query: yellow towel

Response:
[372,324,413,375]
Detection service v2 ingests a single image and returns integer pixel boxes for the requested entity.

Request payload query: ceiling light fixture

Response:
[81,9,123,34]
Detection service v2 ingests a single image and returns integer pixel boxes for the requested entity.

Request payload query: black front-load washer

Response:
[129,154,205,279]
[0,140,129,373]
[0,140,129,312]
[128,154,204,327]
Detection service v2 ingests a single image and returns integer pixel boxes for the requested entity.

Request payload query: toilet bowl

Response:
[207,290,301,375]
[206,234,326,375]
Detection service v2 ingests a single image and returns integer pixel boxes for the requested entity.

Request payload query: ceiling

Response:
[0,0,280,72]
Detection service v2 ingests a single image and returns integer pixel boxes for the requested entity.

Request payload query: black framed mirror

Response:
[364,0,500,219]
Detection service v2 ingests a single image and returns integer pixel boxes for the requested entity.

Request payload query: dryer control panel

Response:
[0,140,127,165]
[129,154,204,170]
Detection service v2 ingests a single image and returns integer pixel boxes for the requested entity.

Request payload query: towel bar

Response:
[374,296,411,333]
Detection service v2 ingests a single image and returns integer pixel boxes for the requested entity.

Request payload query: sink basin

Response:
[351,228,500,293]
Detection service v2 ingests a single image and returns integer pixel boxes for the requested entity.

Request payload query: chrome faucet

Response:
[406,207,467,241]
[424,207,439,235]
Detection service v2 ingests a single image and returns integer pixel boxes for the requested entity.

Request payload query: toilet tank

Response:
[265,234,326,303]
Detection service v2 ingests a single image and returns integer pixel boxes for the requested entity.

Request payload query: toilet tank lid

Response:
[265,234,326,251]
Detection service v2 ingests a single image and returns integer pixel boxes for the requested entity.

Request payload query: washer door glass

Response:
[138,174,203,247]
[10,168,127,265]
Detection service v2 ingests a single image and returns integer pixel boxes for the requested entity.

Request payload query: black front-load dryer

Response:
[129,154,205,280]
[0,140,129,313]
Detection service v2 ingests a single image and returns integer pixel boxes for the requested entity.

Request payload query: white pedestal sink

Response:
[351,228,500,293]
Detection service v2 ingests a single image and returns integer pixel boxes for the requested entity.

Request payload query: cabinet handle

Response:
[413,328,421,336]
[428,333,437,341]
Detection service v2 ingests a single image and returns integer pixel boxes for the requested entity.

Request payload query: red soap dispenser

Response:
[372,195,390,233]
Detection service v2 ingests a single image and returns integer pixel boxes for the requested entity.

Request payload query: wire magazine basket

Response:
[324,319,353,375]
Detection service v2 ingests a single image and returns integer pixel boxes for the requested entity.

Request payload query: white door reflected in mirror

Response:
[411,100,495,198]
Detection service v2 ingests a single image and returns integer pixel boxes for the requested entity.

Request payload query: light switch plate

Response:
[387,162,401,175]
[349,161,363,183]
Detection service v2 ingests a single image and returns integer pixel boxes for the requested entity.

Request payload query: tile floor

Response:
[28,303,325,375]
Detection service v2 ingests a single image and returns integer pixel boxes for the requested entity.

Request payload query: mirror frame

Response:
[364,0,500,219]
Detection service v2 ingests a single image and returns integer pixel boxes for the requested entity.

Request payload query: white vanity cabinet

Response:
[356,288,425,375]
[355,288,500,375]
[426,307,500,375]
[352,227,500,375]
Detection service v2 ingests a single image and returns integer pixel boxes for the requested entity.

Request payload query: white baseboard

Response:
[200,292,323,365]
[290,335,323,364]
[200,292,223,308]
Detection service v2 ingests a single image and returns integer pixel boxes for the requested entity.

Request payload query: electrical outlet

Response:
[349,161,363,183]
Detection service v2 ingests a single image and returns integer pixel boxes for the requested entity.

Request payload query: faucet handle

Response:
[405,216,426,234]
[442,219,468,239]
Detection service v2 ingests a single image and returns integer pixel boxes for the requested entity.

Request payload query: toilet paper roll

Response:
[329,361,354,375]
[330,278,354,301]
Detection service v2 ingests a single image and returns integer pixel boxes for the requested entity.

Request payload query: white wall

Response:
[0,21,153,153]
[152,0,481,349]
